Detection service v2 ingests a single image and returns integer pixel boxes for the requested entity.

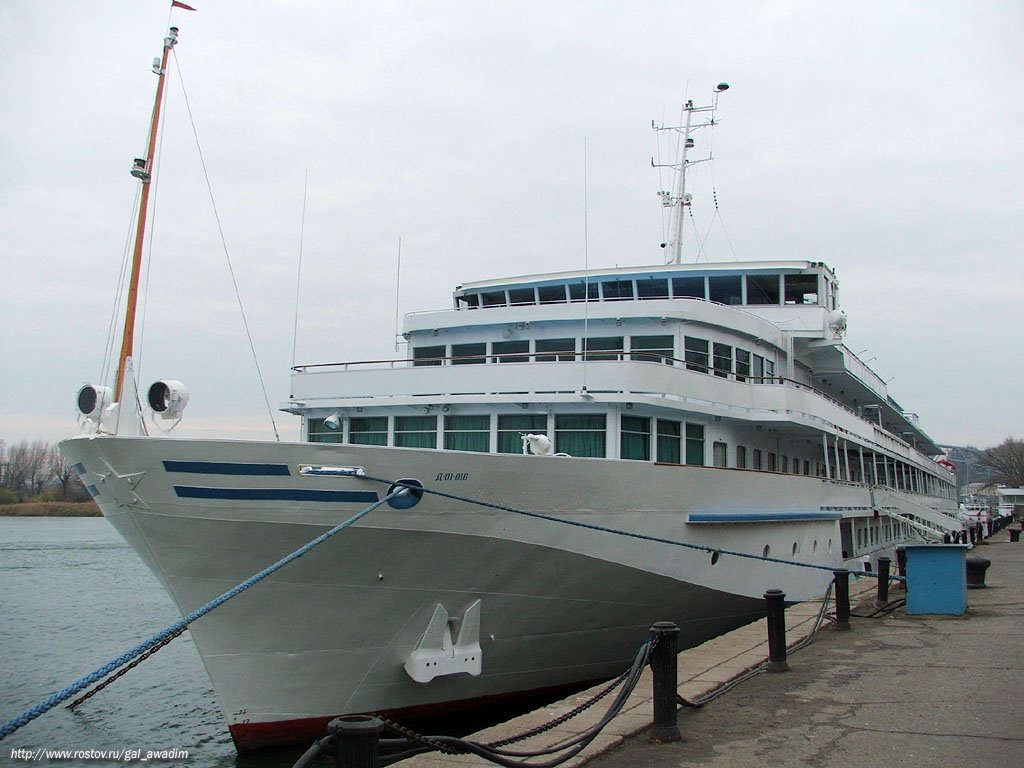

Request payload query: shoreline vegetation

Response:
[0,501,101,517]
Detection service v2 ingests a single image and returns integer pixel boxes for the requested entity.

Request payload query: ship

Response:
[60,22,962,752]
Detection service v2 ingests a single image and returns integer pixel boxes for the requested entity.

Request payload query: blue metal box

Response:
[905,544,968,615]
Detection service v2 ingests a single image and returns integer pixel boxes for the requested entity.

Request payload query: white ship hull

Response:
[61,434,856,750]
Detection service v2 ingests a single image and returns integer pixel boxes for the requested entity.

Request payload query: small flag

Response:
[172,1,197,10]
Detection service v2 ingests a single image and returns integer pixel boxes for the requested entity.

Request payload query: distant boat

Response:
[61,25,962,752]
[959,496,991,527]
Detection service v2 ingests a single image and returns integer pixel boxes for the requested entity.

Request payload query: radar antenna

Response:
[652,82,729,265]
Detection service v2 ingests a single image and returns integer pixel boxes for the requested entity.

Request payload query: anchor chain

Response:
[67,627,187,710]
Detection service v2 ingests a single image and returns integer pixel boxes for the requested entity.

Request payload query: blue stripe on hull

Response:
[173,486,379,503]
[163,461,291,476]
[687,511,842,523]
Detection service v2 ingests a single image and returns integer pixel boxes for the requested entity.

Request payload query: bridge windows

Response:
[456,268,827,310]
[601,280,635,301]
[538,284,568,304]
[636,278,669,300]
[708,275,742,305]
[746,274,781,305]
[508,287,537,306]
[785,273,819,305]
[672,276,705,299]
[569,282,599,303]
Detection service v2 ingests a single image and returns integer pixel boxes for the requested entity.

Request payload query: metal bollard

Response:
[649,621,681,743]
[1011,528,1021,543]
[833,569,851,630]
[764,590,789,672]
[328,715,384,768]
[875,557,891,607]
[966,556,991,588]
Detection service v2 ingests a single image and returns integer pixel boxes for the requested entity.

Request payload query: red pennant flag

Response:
[172,1,197,10]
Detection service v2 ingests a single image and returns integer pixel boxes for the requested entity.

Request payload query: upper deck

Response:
[449,260,837,314]
[289,259,941,457]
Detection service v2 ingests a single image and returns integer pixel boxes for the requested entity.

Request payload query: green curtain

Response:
[685,423,705,465]
[307,418,342,444]
[394,416,437,448]
[444,415,490,452]
[555,414,606,457]
[497,414,547,453]
[656,419,681,463]
[620,416,651,460]
[349,416,387,446]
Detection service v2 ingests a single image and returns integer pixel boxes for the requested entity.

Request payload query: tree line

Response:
[975,437,1024,489]
[0,439,90,504]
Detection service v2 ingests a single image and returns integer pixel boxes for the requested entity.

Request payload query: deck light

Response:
[147,380,189,420]
[76,384,113,419]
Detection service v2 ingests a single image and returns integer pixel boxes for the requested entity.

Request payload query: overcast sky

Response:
[1,0,1021,452]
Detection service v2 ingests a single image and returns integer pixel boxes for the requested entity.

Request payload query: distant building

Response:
[997,487,1024,518]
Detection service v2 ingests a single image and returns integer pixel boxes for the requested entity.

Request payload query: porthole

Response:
[813,540,819,553]
[710,550,721,566]
[762,545,771,558]
[792,542,800,556]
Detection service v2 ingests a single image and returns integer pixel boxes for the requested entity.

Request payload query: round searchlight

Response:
[76,384,113,419]
[147,380,190,420]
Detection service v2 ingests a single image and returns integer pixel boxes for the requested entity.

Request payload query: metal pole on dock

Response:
[833,569,851,630]
[875,556,891,607]
[649,621,681,742]
[764,589,789,672]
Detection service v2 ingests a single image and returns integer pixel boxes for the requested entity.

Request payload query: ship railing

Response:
[293,352,932,461]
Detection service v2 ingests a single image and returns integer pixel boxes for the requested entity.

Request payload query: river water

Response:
[0,518,300,767]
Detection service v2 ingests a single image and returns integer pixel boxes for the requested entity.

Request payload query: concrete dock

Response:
[402,530,1024,767]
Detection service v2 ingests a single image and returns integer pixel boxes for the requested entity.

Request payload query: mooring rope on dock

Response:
[676,579,836,711]
[291,639,654,768]
[0,490,403,742]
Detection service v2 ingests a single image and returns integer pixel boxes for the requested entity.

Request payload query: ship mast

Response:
[113,26,179,403]
[652,83,729,265]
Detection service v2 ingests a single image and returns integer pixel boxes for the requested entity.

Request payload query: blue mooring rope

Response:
[0,489,402,742]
